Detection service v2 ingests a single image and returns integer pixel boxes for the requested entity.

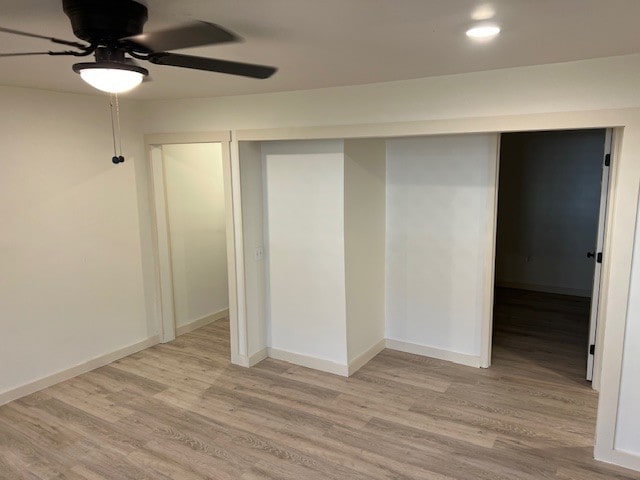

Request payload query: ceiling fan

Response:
[0,0,277,93]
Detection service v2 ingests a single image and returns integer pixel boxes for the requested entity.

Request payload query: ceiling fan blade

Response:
[0,26,88,49]
[124,57,143,67]
[0,51,80,57]
[121,22,241,53]
[0,51,52,57]
[148,52,277,79]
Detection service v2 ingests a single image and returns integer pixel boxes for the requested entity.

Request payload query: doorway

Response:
[147,135,236,357]
[492,129,611,385]
[162,143,229,336]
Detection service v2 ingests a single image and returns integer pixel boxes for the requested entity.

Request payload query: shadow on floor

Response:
[492,287,592,387]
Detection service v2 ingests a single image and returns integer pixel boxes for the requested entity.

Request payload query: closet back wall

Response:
[385,134,498,364]
[264,140,348,364]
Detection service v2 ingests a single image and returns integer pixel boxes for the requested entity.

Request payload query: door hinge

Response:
[604,153,611,167]
[590,344,595,355]
[597,252,603,264]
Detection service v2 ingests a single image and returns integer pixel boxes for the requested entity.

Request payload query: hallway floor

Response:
[493,287,592,386]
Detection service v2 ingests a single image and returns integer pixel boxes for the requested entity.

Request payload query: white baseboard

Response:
[258,340,478,376]
[0,335,161,407]
[267,348,349,376]
[249,348,268,367]
[176,308,229,336]
[348,339,386,375]
[595,447,640,473]
[385,339,481,368]
[496,281,590,298]
[231,353,250,367]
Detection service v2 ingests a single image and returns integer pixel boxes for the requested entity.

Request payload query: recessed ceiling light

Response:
[466,25,501,39]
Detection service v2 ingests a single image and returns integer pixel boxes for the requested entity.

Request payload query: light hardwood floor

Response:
[1,292,639,479]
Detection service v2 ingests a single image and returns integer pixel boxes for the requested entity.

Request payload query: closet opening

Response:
[492,129,612,387]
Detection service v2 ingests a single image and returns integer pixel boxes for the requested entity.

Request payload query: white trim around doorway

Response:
[144,131,247,365]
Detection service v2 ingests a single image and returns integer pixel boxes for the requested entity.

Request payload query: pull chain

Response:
[109,93,125,165]
[115,93,123,158]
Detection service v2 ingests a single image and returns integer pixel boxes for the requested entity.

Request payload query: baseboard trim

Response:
[267,348,349,376]
[231,353,250,367]
[248,348,268,367]
[0,335,161,407]
[595,447,640,473]
[496,281,590,298]
[348,339,386,376]
[385,339,481,368]
[260,340,479,375]
[176,308,229,336]
[231,354,249,368]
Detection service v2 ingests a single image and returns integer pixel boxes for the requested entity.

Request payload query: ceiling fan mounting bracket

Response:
[94,47,125,63]
[62,0,148,44]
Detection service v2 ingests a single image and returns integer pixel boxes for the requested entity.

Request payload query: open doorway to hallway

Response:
[152,142,231,344]
[492,129,611,386]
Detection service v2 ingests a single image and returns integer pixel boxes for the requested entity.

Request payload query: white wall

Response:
[385,135,498,361]
[142,55,640,132]
[3,53,640,469]
[140,54,640,464]
[0,86,150,397]
[246,138,386,368]
[239,141,268,357]
[344,139,386,362]
[496,130,606,297]
[615,188,640,457]
[263,140,348,364]
[162,143,228,328]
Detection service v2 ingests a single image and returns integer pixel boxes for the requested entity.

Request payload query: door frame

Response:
[587,129,613,382]
[144,131,242,362]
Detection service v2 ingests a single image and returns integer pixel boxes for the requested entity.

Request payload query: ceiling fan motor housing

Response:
[62,0,148,44]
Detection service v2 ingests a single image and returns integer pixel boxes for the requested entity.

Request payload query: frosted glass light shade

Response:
[79,68,144,93]
[73,61,149,94]
[466,24,501,39]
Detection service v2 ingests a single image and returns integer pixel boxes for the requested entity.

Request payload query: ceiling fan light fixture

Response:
[466,24,501,40]
[73,61,148,93]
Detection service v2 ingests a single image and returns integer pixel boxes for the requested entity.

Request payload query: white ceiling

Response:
[1,0,639,100]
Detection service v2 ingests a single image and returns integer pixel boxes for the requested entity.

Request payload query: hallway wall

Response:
[496,130,605,297]
[163,143,228,329]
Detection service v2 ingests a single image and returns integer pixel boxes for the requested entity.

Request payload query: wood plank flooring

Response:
[493,287,592,386]
[1,292,639,479]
